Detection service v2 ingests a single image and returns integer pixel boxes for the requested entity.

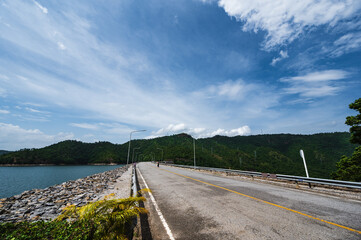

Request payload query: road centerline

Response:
[159,166,361,235]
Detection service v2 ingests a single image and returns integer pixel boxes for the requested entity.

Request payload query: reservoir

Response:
[0,165,122,198]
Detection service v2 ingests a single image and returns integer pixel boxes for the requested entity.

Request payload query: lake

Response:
[0,165,123,198]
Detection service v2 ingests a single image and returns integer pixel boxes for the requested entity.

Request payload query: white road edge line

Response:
[138,168,175,240]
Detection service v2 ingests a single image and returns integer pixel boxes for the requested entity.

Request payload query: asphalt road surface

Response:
[137,162,361,240]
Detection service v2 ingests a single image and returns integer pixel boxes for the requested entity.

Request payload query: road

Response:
[137,162,361,240]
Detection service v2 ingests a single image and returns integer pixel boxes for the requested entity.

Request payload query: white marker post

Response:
[300,149,309,178]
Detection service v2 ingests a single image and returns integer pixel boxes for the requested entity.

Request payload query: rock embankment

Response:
[0,165,132,223]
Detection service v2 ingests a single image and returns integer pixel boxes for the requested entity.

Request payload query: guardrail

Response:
[164,164,361,190]
[131,164,138,197]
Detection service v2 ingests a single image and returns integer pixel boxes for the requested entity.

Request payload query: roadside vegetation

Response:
[1,99,360,180]
[0,132,355,179]
[333,98,361,182]
[0,194,147,240]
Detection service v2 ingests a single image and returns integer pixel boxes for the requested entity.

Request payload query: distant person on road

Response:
[157,162,159,167]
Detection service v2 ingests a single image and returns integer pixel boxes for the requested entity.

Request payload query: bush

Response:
[1,194,147,240]
[0,220,91,240]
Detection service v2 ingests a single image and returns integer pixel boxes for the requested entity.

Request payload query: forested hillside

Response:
[0,150,11,156]
[0,132,357,178]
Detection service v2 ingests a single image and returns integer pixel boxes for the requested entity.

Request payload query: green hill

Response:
[0,150,11,156]
[0,132,357,178]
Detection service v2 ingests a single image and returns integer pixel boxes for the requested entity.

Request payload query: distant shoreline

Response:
[0,163,123,167]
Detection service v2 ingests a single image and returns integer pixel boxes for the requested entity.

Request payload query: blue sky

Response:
[0,0,360,150]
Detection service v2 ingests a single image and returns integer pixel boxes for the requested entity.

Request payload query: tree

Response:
[345,98,361,145]
[333,98,361,181]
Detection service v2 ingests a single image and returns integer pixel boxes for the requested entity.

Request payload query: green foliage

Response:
[1,195,147,240]
[333,98,361,182]
[0,220,91,240]
[55,194,147,240]
[0,132,355,178]
[0,141,128,165]
[0,150,11,156]
[345,98,361,145]
[332,146,361,182]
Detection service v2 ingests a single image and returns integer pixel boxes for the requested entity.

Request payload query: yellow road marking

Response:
[159,167,361,235]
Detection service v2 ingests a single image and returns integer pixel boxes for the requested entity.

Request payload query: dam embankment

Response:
[0,165,132,222]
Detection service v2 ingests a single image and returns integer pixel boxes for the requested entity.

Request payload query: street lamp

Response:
[127,130,146,165]
[157,147,163,162]
[132,147,140,163]
[300,149,309,178]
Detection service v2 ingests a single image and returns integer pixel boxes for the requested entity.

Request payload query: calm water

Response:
[0,165,123,198]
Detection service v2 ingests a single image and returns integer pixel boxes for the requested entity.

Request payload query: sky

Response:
[0,0,360,150]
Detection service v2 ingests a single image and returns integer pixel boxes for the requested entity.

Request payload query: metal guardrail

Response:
[131,165,138,197]
[164,164,361,190]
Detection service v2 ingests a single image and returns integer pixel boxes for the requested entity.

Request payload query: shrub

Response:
[1,194,147,240]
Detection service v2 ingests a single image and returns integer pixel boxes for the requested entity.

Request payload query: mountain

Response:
[0,132,357,178]
[0,150,11,156]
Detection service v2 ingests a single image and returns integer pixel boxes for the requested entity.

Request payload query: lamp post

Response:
[127,130,146,165]
[300,149,309,178]
[132,147,140,163]
[157,147,163,162]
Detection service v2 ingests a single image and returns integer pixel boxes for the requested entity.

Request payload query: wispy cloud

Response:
[331,32,361,57]
[0,109,10,114]
[281,70,349,97]
[0,0,202,129]
[69,122,133,135]
[218,0,361,51]
[33,1,48,14]
[271,50,288,66]
[25,107,46,113]
[195,79,258,101]
[70,123,99,130]
[0,122,73,150]
[0,88,6,97]
[57,41,66,50]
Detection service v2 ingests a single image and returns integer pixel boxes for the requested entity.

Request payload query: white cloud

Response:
[149,123,251,139]
[0,1,204,130]
[271,50,288,66]
[57,41,66,50]
[0,109,10,114]
[155,123,187,135]
[0,88,6,97]
[281,70,349,82]
[70,123,99,130]
[281,70,349,97]
[34,1,48,14]
[331,32,361,57]
[25,107,42,113]
[197,79,257,101]
[70,122,133,135]
[204,126,251,137]
[0,123,74,150]
[194,79,280,120]
[218,0,361,50]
